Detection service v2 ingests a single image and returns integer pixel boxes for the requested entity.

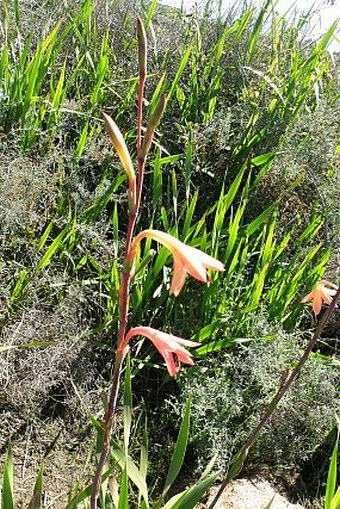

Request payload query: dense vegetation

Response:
[0,0,339,507]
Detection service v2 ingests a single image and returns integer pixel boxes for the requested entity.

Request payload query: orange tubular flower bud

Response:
[140,95,167,159]
[121,326,200,376]
[129,229,225,296]
[102,112,137,213]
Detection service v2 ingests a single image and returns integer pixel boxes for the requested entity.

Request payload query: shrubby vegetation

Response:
[0,0,339,507]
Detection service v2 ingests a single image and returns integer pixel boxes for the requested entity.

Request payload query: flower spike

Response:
[128,229,225,296]
[301,279,338,316]
[122,326,200,376]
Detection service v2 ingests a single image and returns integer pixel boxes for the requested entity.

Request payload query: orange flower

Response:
[129,229,225,296]
[122,326,200,376]
[301,279,338,316]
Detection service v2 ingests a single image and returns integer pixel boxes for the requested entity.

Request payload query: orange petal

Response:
[301,291,314,303]
[321,289,333,305]
[312,293,323,315]
[192,247,225,271]
[170,257,187,296]
[181,247,209,282]
[320,279,339,290]
[175,348,195,365]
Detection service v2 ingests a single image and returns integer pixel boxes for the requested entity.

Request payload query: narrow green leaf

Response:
[246,0,273,61]
[251,152,276,166]
[145,0,157,28]
[83,174,125,224]
[2,442,14,509]
[138,423,149,504]
[37,220,54,250]
[37,227,68,271]
[331,487,340,509]
[153,148,163,205]
[192,320,222,342]
[183,132,193,198]
[224,201,245,262]
[326,430,339,509]
[14,0,20,25]
[195,336,275,355]
[66,470,112,507]
[28,466,44,509]
[118,465,129,509]
[183,192,198,239]
[162,472,218,509]
[166,46,192,107]
[76,121,89,158]
[47,59,66,128]
[111,448,149,507]
[224,164,247,211]
[248,263,269,309]
[245,205,275,236]
[123,355,132,455]
[163,397,191,495]
[0,341,55,353]
[149,73,167,112]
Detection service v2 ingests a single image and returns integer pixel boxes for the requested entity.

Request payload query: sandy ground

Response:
[207,478,305,509]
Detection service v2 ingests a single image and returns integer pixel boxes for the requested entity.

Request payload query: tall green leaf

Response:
[2,443,14,509]
[326,427,340,509]
[28,467,44,509]
[163,397,191,495]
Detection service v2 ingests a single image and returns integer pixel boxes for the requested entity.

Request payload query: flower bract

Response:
[102,112,136,212]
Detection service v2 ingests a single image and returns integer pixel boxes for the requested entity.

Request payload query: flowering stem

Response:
[208,286,340,509]
[90,19,148,509]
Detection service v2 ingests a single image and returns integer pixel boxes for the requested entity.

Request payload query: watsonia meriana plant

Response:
[90,17,225,508]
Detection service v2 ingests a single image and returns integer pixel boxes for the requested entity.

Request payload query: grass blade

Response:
[36,227,68,271]
[123,355,132,455]
[162,472,218,509]
[28,466,44,509]
[111,448,149,507]
[163,396,191,496]
[2,442,14,509]
[118,465,129,509]
[326,428,339,509]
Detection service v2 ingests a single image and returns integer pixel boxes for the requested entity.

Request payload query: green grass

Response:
[1,0,336,343]
[0,0,339,503]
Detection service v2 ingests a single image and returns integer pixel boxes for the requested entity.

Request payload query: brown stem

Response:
[208,287,340,509]
[90,239,134,509]
[90,358,123,508]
